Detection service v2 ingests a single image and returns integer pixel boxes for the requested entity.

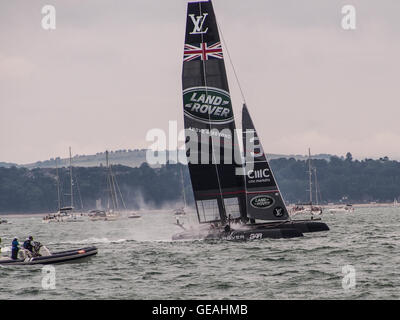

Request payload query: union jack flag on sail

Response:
[184,42,223,62]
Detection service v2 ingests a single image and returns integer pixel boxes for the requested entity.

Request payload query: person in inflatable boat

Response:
[11,238,19,259]
[23,236,34,252]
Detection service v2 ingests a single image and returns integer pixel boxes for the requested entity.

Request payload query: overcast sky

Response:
[1,0,399,164]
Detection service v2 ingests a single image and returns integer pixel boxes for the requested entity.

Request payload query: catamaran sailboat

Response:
[172,0,329,241]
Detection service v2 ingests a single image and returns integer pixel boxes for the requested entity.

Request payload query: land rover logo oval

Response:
[250,195,274,209]
[183,86,233,124]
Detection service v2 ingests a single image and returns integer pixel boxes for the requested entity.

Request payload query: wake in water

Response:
[50,238,129,246]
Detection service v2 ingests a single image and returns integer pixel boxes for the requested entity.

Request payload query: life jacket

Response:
[12,240,19,249]
[23,240,33,251]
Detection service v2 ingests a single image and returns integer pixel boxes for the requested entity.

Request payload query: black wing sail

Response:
[182,0,245,224]
[242,104,290,221]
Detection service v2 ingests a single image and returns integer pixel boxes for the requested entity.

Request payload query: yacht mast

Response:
[110,168,120,210]
[308,148,313,206]
[314,167,319,205]
[56,158,61,211]
[69,147,74,208]
[106,151,118,211]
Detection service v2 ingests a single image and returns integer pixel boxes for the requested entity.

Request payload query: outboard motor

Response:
[32,241,51,257]
[32,241,42,256]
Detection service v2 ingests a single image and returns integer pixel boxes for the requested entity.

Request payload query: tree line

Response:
[0,154,399,213]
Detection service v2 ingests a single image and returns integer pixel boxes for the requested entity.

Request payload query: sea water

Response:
[0,207,399,299]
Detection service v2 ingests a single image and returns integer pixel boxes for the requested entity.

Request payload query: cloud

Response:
[0,0,399,163]
[0,55,36,79]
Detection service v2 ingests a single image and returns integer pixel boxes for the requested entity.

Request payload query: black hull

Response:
[172,226,303,241]
[0,247,97,266]
[209,228,303,240]
[172,219,329,241]
[251,219,330,234]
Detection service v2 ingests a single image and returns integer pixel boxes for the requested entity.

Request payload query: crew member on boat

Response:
[23,236,34,253]
[11,238,19,259]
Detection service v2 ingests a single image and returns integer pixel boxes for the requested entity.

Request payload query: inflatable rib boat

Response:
[0,246,97,266]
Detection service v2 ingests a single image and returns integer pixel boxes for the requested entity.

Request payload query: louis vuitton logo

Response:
[189,13,209,35]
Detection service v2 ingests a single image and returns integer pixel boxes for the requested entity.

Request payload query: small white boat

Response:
[128,213,141,219]
[328,204,354,213]
[104,213,119,221]
[88,210,119,221]
[42,214,62,223]
[42,207,83,223]
[88,210,106,221]
[173,207,186,216]
[290,205,322,216]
